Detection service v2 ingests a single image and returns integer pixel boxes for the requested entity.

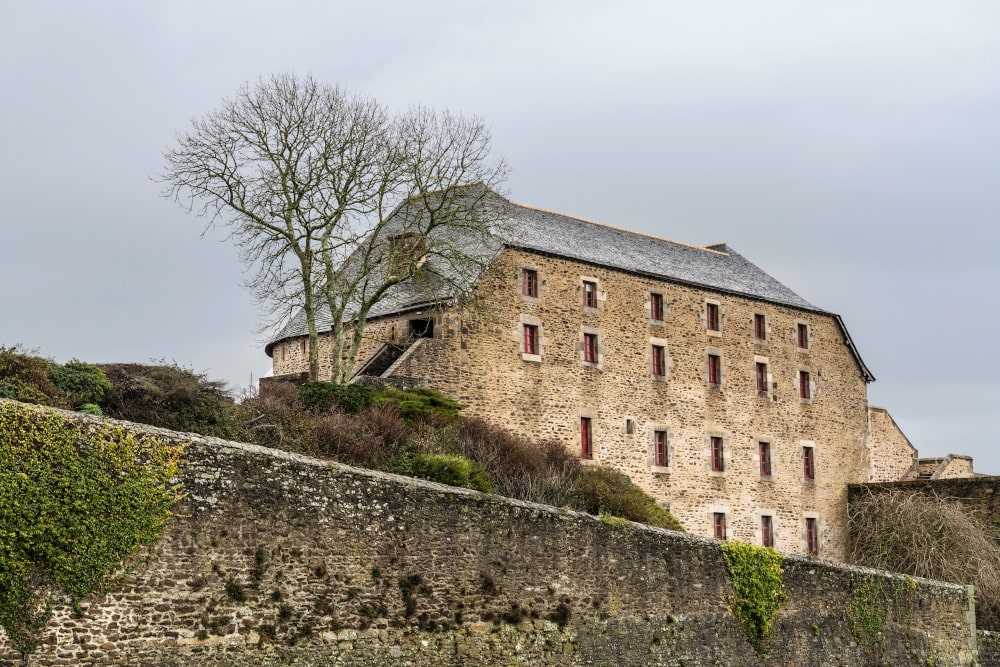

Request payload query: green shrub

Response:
[0,401,183,655]
[77,403,103,416]
[0,345,68,408]
[381,386,463,424]
[298,381,341,410]
[99,363,238,438]
[339,384,380,413]
[402,453,493,492]
[50,358,111,407]
[298,382,380,413]
[573,466,682,530]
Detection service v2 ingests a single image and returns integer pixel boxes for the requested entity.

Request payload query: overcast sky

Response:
[2,2,998,472]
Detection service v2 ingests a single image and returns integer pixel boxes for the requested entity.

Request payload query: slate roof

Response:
[502,202,817,311]
[264,192,873,381]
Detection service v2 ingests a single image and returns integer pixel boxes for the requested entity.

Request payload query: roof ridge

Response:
[508,200,730,256]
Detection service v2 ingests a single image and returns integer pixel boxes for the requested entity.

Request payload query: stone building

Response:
[266,192,972,561]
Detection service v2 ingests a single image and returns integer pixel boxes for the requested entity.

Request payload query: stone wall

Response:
[0,404,980,666]
[938,455,976,479]
[866,405,918,482]
[385,248,883,560]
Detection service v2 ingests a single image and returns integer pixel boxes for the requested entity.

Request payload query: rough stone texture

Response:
[866,405,918,482]
[271,248,905,560]
[981,630,1000,665]
[0,405,979,666]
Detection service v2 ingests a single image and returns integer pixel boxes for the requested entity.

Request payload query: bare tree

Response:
[162,74,506,382]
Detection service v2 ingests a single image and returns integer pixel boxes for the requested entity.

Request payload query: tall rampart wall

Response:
[0,403,980,666]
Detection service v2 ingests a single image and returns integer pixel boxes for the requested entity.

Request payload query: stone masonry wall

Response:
[387,248,883,561]
[866,406,918,482]
[938,455,976,479]
[0,404,980,666]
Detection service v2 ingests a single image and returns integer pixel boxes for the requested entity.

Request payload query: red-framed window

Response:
[583,280,598,308]
[797,322,809,349]
[583,333,598,363]
[650,293,664,321]
[523,324,538,355]
[761,515,774,548]
[706,302,720,331]
[652,345,666,377]
[754,313,766,341]
[708,354,721,385]
[580,417,593,459]
[803,446,815,480]
[654,430,668,467]
[799,370,811,399]
[713,512,727,540]
[806,517,819,556]
[522,269,538,298]
[710,436,724,472]
[759,441,772,477]
[755,362,768,393]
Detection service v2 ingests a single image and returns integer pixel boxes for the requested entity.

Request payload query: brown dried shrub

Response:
[307,404,413,469]
[444,417,581,507]
[848,487,1000,628]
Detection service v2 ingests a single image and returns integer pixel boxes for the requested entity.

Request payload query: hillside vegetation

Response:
[0,345,682,531]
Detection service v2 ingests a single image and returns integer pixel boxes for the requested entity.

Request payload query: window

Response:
[805,518,819,556]
[708,354,721,385]
[755,362,768,393]
[759,441,772,477]
[803,446,815,481]
[654,430,668,467]
[761,515,774,548]
[523,324,538,355]
[713,512,727,540]
[797,322,809,349]
[754,313,766,341]
[583,280,598,308]
[583,333,598,363]
[625,418,635,435]
[706,302,720,331]
[799,370,811,399]
[650,293,664,322]
[522,269,538,298]
[652,345,666,377]
[300,339,306,354]
[580,417,593,459]
[710,436,724,472]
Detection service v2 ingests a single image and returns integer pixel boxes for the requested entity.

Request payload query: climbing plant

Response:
[845,573,917,666]
[719,541,787,657]
[0,401,183,656]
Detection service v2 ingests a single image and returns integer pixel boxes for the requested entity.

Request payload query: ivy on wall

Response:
[0,401,183,656]
[846,574,916,666]
[719,541,787,657]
